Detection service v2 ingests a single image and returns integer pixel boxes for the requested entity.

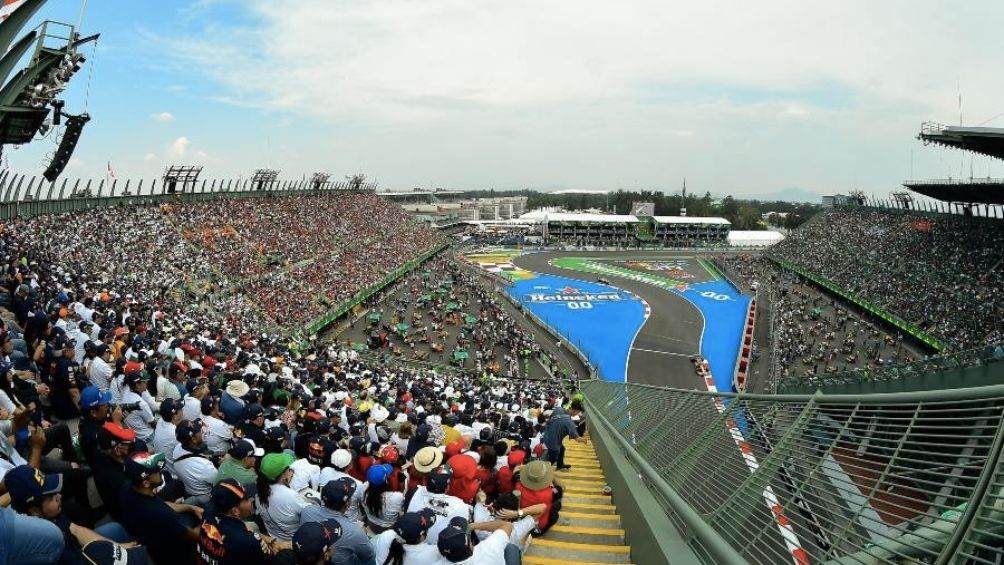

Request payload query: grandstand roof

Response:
[727,230,784,246]
[918,123,1004,160]
[903,178,1004,205]
[519,210,640,223]
[652,215,731,225]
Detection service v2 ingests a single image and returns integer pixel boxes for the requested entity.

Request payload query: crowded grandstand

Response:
[0,1,1003,565]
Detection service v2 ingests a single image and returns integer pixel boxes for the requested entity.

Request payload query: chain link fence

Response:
[582,379,1004,564]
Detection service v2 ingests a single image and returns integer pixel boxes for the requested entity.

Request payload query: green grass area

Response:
[551,257,691,290]
[696,258,723,280]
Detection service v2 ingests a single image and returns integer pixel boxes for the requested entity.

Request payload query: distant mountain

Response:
[743,187,824,203]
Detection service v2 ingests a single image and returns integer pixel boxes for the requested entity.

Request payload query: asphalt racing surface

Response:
[512,250,710,389]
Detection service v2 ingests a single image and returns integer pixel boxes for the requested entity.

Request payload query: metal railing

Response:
[778,344,1004,393]
[581,379,1004,564]
[0,171,377,221]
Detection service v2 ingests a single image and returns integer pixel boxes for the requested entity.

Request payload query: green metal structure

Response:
[582,379,1004,564]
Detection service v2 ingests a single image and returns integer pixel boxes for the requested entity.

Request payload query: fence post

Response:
[11,175,23,201]
[45,179,55,201]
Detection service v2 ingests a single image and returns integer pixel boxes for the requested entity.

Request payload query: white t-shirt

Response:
[289,459,320,492]
[370,531,443,565]
[317,468,364,523]
[182,396,202,422]
[88,357,113,392]
[259,483,309,541]
[202,415,233,456]
[121,390,155,441]
[363,487,405,529]
[405,488,472,545]
[151,420,178,472]
[172,444,217,497]
[452,529,510,564]
[0,432,28,480]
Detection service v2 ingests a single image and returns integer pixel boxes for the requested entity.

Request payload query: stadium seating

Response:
[768,208,1003,351]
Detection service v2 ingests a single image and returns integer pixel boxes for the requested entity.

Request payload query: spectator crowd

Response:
[716,253,922,384]
[0,193,586,565]
[344,256,575,383]
[768,209,1003,351]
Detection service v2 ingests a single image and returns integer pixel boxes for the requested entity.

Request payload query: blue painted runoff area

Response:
[507,274,647,383]
[676,280,752,393]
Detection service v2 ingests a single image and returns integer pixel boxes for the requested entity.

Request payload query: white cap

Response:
[371,404,389,423]
[331,449,352,469]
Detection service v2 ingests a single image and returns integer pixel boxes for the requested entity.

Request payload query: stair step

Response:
[557,514,621,529]
[560,511,621,521]
[566,485,610,495]
[556,470,606,480]
[526,538,632,563]
[560,478,607,487]
[563,501,617,513]
[549,524,625,542]
[524,556,633,565]
[563,491,612,501]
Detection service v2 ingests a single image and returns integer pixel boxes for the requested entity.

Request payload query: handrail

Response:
[582,391,747,565]
[580,378,1004,564]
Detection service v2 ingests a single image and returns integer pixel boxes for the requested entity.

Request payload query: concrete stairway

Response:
[523,437,633,565]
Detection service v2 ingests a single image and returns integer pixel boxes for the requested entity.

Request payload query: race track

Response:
[512,250,711,389]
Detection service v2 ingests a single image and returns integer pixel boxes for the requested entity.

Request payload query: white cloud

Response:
[144,153,158,163]
[169,137,191,158]
[143,1,1004,192]
[151,112,175,123]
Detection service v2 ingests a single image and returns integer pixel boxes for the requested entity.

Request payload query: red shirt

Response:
[516,483,555,530]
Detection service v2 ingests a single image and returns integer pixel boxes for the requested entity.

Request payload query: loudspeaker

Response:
[43,113,89,182]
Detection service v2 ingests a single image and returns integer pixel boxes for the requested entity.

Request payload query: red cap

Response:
[379,445,400,464]
[445,440,465,459]
[507,450,526,468]
[102,422,136,442]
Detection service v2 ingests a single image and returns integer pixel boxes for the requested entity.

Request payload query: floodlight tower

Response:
[250,168,280,191]
[163,165,203,193]
[0,1,100,181]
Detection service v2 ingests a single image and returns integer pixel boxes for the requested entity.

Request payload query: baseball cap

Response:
[366,463,393,487]
[175,419,203,444]
[229,438,265,459]
[292,520,342,564]
[445,440,465,459]
[3,465,62,510]
[330,449,352,470]
[159,398,183,421]
[426,464,453,494]
[245,403,265,420]
[185,377,207,393]
[99,422,136,449]
[123,370,145,386]
[260,452,296,481]
[210,478,256,512]
[80,540,149,565]
[413,446,443,474]
[378,445,399,465]
[320,477,357,510]
[392,509,437,545]
[124,452,166,482]
[307,437,331,466]
[200,394,220,415]
[437,516,473,562]
[79,386,112,410]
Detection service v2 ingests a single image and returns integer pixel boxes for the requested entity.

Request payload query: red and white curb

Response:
[703,373,808,565]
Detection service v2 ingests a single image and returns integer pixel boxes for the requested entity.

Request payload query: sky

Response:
[6,0,1004,198]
